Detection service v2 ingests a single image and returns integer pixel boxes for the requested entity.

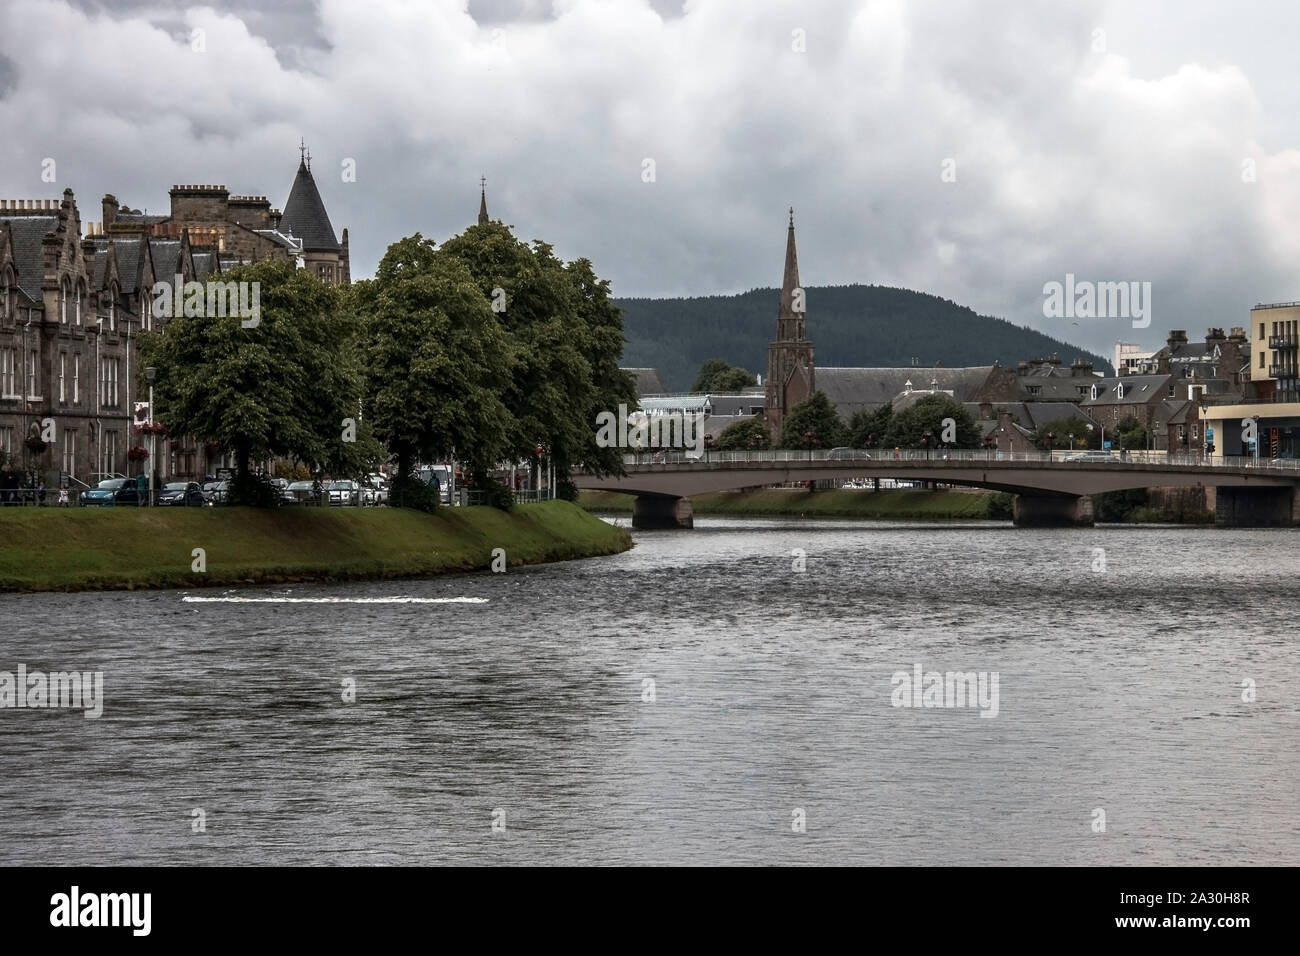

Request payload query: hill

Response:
[615,284,1111,392]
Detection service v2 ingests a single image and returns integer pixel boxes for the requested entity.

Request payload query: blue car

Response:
[80,477,143,506]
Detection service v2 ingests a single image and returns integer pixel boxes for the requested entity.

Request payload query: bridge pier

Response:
[632,494,694,529]
[1213,486,1296,527]
[1012,494,1094,527]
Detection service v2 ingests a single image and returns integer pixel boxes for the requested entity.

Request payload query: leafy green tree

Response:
[883,394,980,448]
[847,404,893,448]
[716,418,772,450]
[690,359,731,392]
[1113,415,1150,450]
[1032,417,1097,450]
[355,234,513,499]
[138,259,368,502]
[780,391,845,449]
[437,224,633,493]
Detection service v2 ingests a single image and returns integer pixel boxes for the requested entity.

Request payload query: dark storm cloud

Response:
[2,0,1300,361]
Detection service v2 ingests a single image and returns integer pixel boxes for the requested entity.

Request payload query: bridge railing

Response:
[617,448,1300,472]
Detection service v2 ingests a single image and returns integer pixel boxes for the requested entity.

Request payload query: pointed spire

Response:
[281,148,340,251]
[478,176,489,226]
[779,206,801,327]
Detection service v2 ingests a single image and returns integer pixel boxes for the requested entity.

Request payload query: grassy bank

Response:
[579,488,1011,520]
[0,500,632,593]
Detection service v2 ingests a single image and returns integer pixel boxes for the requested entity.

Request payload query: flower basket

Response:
[24,435,47,454]
[127,445,149,462]
[133,422,167,437]
[204,440,221,454]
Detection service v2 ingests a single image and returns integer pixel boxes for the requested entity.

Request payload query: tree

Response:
[691,359,756,393]
[847,404,893,448]
[1032,417,1096,450]
[883,394,980,448]
[780,391,845,449]
[716,418,772,450]
[138,259,370,503]
[355,234,513,499]
[1113,415,1150,450]
[437,224,633,494]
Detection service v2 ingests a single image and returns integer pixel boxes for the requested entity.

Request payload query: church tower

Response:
[477,176,489,226]
[764,208,815,440]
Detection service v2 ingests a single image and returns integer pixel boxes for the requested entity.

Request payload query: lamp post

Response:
[144,366,156,505]
[1252,415,1261,463]
[1086,422,1105,451]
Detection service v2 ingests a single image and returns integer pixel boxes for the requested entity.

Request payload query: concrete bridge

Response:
[573,448,1300,528]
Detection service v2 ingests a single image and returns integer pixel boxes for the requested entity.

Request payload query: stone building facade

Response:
[0,153,350,491]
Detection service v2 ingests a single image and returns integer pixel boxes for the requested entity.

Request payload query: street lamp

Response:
[1086,422,1105,451]
[144,366,156,505]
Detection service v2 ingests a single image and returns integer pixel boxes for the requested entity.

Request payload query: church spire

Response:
[478,176,489,226]
[777,206,804,339]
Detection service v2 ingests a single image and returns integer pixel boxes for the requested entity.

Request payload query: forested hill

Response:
[615,284,1111,392]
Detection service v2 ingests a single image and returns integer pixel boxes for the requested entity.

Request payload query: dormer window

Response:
[1090,385,1099,400]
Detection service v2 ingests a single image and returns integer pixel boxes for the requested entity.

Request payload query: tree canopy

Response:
[779,391,845,449]
[882,394,980,448]
[691,358,757,393]
[716,418,772,450]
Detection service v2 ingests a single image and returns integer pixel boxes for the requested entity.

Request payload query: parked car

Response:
[1064,451,1117,463]
[202,480,230,504]
[80,477,144,506]
[157,481,206,506]
[327,479,361,506]
[362,474,389,505]
[285,480,321,505]
[269,478,298,506]
[828,447,872,460]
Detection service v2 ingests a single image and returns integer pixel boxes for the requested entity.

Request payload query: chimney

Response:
[102,194,119,230]
[1228,326,1247,343]
[1070,359,1094,377]
[1167,329,1188,349]
[1205,327,1226,344]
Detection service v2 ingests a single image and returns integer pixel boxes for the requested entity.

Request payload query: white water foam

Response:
[182,596,488,604]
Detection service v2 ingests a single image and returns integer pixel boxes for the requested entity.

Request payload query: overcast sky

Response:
[4,0,1300,358]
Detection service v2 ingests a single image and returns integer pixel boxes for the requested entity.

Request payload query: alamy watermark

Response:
[891,663,999,717]
[595,403,705,458]
[1043,273,1151,328]
[0,664,103,718]
[152,276,260,328]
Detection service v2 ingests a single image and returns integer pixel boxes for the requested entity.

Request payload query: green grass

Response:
[579,488,1008,519]
[0,501,632,593]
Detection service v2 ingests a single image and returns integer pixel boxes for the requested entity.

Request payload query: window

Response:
[107,289,116,332]
[75,283,82,326]
[1260,323,1265,339]
[0,347,15,397]
[100,356,121,408]
[0,425,12,461]
[59,278,69,324]
[1025,385,1042,396]
[73,354,80,405]
[58,351,66,403]
[100,430,117,477]
[1261,352,1266,369]
[1168,384,1175,397]
[62,429,76,476]
[26,349,38,398]
[1090,384,1099,400]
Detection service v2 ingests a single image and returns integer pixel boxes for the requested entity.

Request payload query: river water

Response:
[1,516,1295,865]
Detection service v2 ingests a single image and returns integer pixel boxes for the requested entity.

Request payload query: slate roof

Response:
[965,401,1094,430]
[622,368,667,397]
[191,252,219,279]
[280,161,340,252]
[1079,374,1172,406]
[0,213,59,301]
[149,239,182,289]
[817,366,1000,418]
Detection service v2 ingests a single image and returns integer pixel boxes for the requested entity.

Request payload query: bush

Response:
[226,473,281,508]
[474,475,515,511]
[388,474,440,513]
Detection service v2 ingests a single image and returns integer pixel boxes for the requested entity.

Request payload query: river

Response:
[1,516,1295,865]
